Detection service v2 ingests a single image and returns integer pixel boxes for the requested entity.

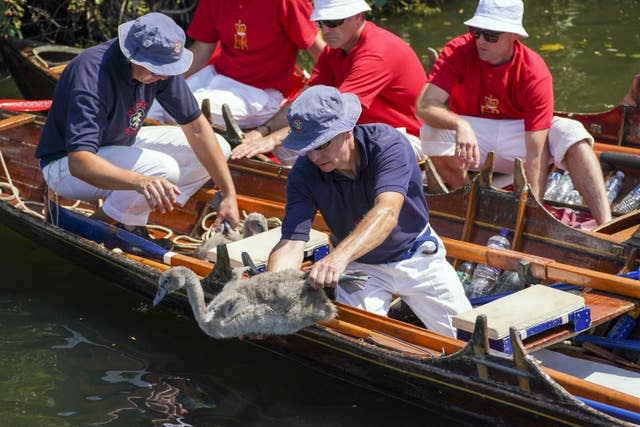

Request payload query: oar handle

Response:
[0,99,52,112]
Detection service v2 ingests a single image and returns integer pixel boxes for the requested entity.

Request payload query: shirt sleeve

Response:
[523,73,554,131]
[187,0,219,43]
[278,0,318,50]
[308,48,336,87]
[332,50,392,110]
[65,89,107,154]
[427,38,466,94]
[156,77,201,125]
[281,166,317,242]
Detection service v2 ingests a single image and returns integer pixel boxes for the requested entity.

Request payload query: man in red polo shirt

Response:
[416,0,611,225]
[147,0,324,129]
[231,0,426,163]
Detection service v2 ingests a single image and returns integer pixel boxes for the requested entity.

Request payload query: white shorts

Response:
[420,116,594,173]
[336,227,471,338]
[42,126,231,226]
[147,65,284,129]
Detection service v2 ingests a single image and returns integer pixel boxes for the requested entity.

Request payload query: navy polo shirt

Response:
[36,39,200,167]
[281,124,429,264]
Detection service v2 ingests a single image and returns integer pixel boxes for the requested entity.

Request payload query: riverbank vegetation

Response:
[1,0,441,46]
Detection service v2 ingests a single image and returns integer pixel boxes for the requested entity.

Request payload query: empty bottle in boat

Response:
[604,171,625,205]
[456,261,476,296]
[543,171,563,200]
[546,171,574,202]
[491,270,525,295]
[606,306,640,339]
[562,189,583,206]
[467,229,511,299]
[613,184,640,214]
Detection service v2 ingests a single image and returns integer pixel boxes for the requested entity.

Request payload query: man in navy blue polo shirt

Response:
[267,85,470,337]
[36,13,239,242]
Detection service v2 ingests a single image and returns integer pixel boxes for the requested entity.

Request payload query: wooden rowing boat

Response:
[0,39,81,100]
[2,111,640,425]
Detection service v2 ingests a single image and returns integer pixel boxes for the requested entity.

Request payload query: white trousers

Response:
[147,65,284,129]
[336,227,471,337]
[420,116,594,173]
[42,126,231,226]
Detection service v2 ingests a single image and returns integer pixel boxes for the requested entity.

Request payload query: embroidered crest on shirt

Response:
[480,95,500,115]
[233,20,248,50]
[125,100,148,136]
[292,118,303,132]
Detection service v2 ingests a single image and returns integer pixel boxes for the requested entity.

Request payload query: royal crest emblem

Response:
[233,20,248,50]
[480,94,500,115]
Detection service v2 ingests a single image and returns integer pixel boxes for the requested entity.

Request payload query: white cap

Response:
[310,0,372,21]
[464,0,528,38]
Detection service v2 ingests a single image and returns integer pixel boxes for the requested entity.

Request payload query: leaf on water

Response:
[593,51,603,56]
[631,53,640,59]
[615,53,627,57]
[539,43,565,52]
[443,21,452,27]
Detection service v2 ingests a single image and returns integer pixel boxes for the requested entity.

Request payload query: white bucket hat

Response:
[464,0,528,38]
[310,0,372,21]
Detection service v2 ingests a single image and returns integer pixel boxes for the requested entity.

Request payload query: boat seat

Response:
[453,285,591,354]
[206,226,329,271]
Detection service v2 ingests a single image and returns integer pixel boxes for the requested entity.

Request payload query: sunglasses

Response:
[469,27,504,43]
[316,19,346,29]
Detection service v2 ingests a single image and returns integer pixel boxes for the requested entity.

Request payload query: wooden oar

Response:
[0,99,52,112]
[443,237,640,299]
[49,202,214,276]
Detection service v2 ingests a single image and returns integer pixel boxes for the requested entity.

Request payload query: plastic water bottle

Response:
[605,171,625,205]
[543,171,563,200]
[546,171,574,202]
[456,261,476,296]
[492,270,525,295]
[606,306,640,339]
[562,189,583,206]
[467,229,511,298]
[613,184,640,214]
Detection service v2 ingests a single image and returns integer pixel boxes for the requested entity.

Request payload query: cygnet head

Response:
[154,266,195,306]
[242,212,268,238]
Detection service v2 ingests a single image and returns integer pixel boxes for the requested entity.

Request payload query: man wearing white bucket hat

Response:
[267,86,471,338]
[230,0,427,163]
[36,13,239,247]
[416,0,611,225]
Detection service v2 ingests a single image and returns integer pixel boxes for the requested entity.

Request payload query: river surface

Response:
[1,1,639,426]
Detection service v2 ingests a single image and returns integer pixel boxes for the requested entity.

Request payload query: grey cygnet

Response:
[154,266,338,338]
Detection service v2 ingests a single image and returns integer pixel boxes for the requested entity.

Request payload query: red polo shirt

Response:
[187,0,317,96]
[428,33,554,131]
[308,21,426,136]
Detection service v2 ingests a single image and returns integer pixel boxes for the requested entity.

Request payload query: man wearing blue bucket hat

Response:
[267,85,471,337]
[36,12,239,246]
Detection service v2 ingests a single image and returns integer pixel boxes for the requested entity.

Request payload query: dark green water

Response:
[1,1,640,425]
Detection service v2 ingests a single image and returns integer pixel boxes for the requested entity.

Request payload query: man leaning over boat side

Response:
[415,0,612,225]
[146,0,325,130]
[35,12,240,245]
[230,0,427,164]
[267,85,471,338]
[622,74,640,106]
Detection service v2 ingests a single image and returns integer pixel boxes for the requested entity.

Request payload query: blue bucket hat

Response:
[283,85,362,155]
[118,12,193,76]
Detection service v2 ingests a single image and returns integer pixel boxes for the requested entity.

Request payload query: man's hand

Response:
[133,175,181,214]
[306,251,349,289]
[622,74,640,106]
[215,193,240,228]
[454,120,480,169]
[230,135,277,160]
